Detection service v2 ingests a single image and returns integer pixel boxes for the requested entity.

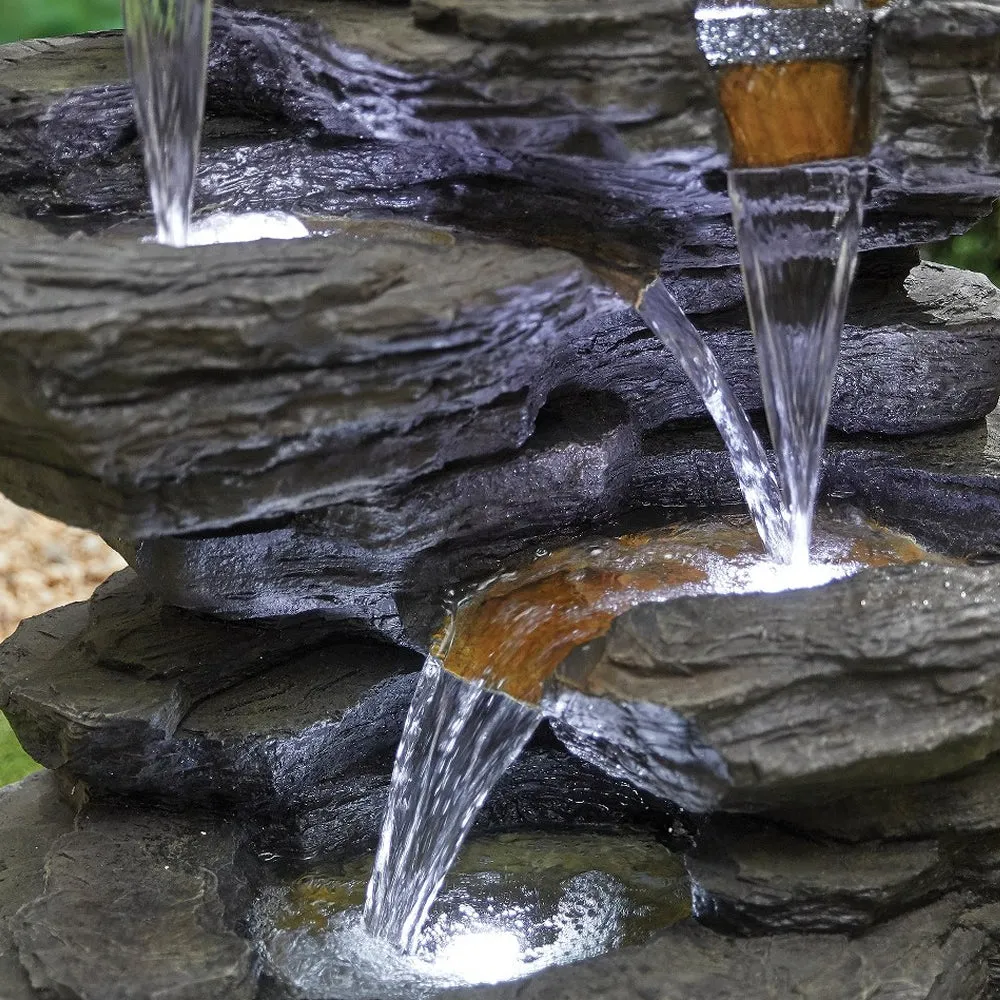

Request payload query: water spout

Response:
[636,279,792,563]
[697,0,881,564]
[123,0,213,247]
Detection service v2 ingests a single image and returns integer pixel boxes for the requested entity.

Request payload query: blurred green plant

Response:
[0,0,122,44]
[0,712,39,787]
[928,204,1000,286]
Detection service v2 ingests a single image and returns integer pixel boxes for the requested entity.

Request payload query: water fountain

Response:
[364,0,882,950]
[1,1,1000,998]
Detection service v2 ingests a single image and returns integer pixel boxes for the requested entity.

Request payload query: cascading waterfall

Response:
[635,279,792,563]
[365,0,877,962]
[364,657,540,953]
[730,159,868,567]
[123,0,213,247]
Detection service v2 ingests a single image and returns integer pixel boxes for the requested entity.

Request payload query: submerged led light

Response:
[433,928,526,985]
[143,210,310,245]
[744,557,857,594]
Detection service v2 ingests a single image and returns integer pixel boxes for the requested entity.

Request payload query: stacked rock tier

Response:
[1,2,1000,998]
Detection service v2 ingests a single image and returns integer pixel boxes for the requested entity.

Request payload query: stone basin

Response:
[2,0,1000,997]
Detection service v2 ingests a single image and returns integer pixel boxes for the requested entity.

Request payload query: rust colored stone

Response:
[441,518,939,706]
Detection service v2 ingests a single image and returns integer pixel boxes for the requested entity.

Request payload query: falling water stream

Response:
[123,0,213,246]
[120,0,874,960]
[731,159,868,566]
[364,162,870,961]
[635,279,792,562]
[362,512,917,956]
[363,661,541,953]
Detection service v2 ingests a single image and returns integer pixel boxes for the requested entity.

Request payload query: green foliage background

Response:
[0,0,997,788]
[0,0,122,45]
[0,713,39,786]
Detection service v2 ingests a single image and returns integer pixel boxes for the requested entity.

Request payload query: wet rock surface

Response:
[2,772,998,1000]
[0,573,670,860]
[2,1,1000,997]
[549,561,1000,812]
[453,895,1000,1000]
[0,2,997,642]
[0,773,74,1000]
[12,804,256,1000]
[775,755,1000,844]
[686,819,951,936]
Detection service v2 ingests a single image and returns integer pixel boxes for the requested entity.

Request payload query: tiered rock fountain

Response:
[2,1,1000,998]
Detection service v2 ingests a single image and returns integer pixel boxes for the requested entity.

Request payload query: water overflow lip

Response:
[256,831,691,998]
[437,508,942,706]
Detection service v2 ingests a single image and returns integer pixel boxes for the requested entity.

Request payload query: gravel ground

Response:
[0,493,127,782]
[0,494,127,642]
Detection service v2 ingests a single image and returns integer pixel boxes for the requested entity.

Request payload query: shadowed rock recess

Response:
[2,0,1000,997]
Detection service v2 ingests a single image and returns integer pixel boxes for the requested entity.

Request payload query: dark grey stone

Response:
[0,246,995,642]
[0,573,670,860]
[548,561,1000,814]
[3,777,994,1000]
[0,773,75,1000]
[0,3,997,278]
[773,754,1000,843]
[0,4,998,643]
[451,895,999,1000]
[11,802,257,1000]
[686,819,952,936]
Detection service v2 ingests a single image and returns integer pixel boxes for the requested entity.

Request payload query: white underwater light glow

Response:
[434,928,525,985]
[186,211,309,245]
[744,557,857,594]
[142,210,310,246]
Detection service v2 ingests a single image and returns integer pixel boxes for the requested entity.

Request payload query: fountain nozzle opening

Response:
[696,2,882,169]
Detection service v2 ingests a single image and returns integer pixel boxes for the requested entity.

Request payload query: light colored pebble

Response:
[0,494,128,641]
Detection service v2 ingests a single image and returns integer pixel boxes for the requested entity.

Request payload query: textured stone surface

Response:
[775,753,1000,844]
[0,573,671,860]
[131,375,1000,645]
[0,241,995,640]
[11,797,256,1000]
[3,775,996,1000]
[455,895,999,1000]
[0,3,997,275]
[548,561,1000,813]
[0,234,994,545]
[0,773,74,1000]
[687,819,952,936]
[0,3,998,642]
[128,0,1000,170]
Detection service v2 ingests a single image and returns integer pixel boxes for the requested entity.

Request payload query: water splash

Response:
[261,832,689,999]
[363,658,540,953]
[123,0,213,247]
[362,511,927,953]
[636,279,792,562]
[730,159,868,566]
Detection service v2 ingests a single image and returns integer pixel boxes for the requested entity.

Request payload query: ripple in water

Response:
[258,832,690,999]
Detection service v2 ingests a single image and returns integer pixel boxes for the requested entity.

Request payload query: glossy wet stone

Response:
[453,895,1000,1000]
[0,573,668,859]
[0,1,998,642]
[548,561,1000,812]
[3,774,994,1000]
[440,512,933,704]
[773,753,1000,843]
[0,773,74,1000]
[686,819,951,936]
